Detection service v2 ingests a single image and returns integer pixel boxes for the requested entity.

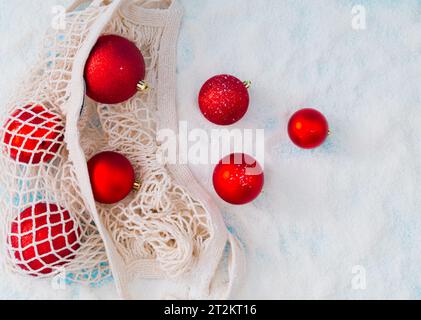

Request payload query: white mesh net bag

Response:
[0,0,245,299]
[0,1,113,286]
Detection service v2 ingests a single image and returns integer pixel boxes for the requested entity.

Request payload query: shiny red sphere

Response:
[84,34,146,104]
[87,151,135,204]
[288,108,329,149]
[3,104,64,164]
[9,203,81,275]
[199,74,249,126]
[213,153,264,205]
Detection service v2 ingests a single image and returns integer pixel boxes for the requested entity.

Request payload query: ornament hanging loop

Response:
[137,80,149,92]
[243,80,252,89]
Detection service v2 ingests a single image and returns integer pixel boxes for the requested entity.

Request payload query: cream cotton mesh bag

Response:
[0,0,245,299]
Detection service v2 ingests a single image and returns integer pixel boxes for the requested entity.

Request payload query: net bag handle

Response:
[67,0,111,13]
[63,0,131,299]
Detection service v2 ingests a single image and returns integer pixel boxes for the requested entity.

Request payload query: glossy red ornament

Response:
[3,104,64,164]
[213,153,264,205]
[288,108,329,149]
[88,151,137,204]
[84,34,146,104]
[9,203,81,275]
[199,74,250,126]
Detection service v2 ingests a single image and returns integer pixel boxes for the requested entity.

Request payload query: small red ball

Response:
[199,74,250,126]
[213,153,264,205]
[88,151,136,204]
[84,34,146,104]
[9,203,81,275]
[3,104,64,164]
[288,108,329,149]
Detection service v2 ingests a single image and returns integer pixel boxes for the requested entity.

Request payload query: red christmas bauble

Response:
[84,34,146,104]
[9,203,81,275]
[3,104,64,164]
[198,74,250,126]
[87,151,136,204]
[213,153,264,205]
[288,108,329,149]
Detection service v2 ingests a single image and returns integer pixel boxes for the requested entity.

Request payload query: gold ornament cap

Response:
[133,180,141,191]
[137,80,149,92]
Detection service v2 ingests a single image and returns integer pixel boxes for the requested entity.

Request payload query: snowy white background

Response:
[1,0,421,299]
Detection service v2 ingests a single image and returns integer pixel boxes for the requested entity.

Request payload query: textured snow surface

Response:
[1,0,421,299]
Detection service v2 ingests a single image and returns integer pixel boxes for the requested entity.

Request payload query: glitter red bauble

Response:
[87,151,136,204]
[9,203,81,275]
[84,34,146,104]
[198,74,250,126]
[213,153,264,205]
[288,108,329,149]
[3,104,64,164]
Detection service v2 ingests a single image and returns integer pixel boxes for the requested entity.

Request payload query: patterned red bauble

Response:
[84,34,146,104]
[3,104,64,164]
[9,203,81,275]
[288,108,329,149]
[198,74,250,126]
[213,153,264,205]
[88,151,138,204]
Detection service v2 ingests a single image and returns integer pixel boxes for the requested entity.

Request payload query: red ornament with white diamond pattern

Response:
[3,104,64,164]
[9,203,81,275]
